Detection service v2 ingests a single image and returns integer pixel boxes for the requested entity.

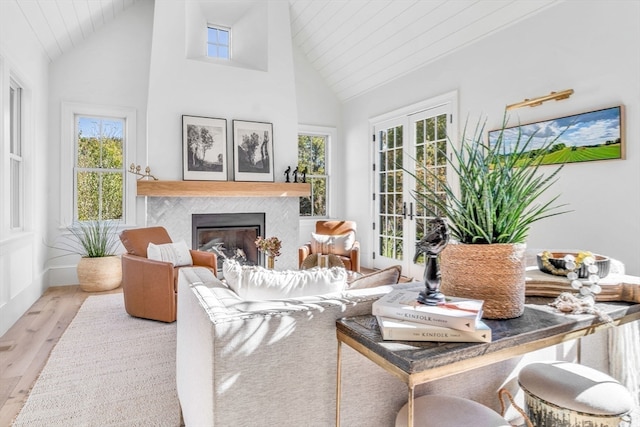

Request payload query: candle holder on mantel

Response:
[128,164,158,180]
[413,217,450,305]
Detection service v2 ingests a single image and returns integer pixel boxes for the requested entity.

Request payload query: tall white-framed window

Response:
[74,115,126,221]
[9,78,23,230]
[207,25,230,59]
[298,125,334,218]
[61,103,136,225]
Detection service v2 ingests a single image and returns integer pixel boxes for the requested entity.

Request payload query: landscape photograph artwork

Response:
[489,106,624,165]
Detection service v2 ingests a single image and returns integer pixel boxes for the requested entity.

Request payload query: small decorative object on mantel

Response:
[255,236,282,269]
[548,252,613,323]
[128,164,158,180]
[292,166,299,183]
[300,167,307,183]
[413,217,449,305]
[284,166,291,182]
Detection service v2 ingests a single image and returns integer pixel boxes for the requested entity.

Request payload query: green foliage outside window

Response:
[76,117,124,221]
[298,134,327,217]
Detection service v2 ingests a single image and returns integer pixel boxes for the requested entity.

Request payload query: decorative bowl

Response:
[537,252,610,278]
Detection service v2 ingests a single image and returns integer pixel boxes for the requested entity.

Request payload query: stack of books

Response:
[372,289,491,343]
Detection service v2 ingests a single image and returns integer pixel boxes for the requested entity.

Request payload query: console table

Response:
[335,295,640,427]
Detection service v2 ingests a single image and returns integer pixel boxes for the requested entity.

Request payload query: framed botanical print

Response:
[182,115,227,180]
[232,120,274,182]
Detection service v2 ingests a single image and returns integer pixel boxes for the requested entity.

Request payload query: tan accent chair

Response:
[298,220,360,272]
[119,226,217,322]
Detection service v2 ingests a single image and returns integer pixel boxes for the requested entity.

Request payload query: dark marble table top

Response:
[336,296,640,376]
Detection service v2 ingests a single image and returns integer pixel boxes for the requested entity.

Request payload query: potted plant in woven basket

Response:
[411,117,569,319]
[54,220,122,292]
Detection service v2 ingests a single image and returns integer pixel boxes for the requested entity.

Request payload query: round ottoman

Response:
[518,361,634,427]
[395,395,511,427]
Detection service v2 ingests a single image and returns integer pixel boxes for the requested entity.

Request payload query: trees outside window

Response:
[75,116,125,221]
[298,130,330,217]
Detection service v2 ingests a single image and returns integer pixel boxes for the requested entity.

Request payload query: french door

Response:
[372,103,453,279]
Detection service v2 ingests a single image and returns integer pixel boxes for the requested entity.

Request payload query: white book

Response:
[376,316,492,343]
[372,289,484,332]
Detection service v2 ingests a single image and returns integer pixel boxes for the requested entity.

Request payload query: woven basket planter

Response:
[440,243,526,319]
[77,255,122,292]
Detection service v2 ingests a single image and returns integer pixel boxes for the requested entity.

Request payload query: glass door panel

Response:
[373,103,452,279]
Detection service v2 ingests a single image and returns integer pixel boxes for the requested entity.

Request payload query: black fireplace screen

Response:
[192,213,265,269]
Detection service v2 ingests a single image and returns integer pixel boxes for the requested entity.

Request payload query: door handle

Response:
[409,202,414,220]
[402,202,407,219]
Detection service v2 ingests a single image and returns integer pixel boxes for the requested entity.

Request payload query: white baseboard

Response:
[0,272,47,337]
[48,265,79,286]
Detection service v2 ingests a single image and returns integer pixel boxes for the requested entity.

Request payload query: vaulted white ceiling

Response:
[12,0,137,62]
[13,0,562,101]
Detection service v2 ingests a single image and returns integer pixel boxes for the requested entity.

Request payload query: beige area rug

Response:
[12,294,181,427]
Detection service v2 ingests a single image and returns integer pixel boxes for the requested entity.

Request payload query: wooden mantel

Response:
[137,180,310,197]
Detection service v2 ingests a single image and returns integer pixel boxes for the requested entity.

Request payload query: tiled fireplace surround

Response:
[146,197,300,270]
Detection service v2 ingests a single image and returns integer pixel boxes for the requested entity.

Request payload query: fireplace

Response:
[147,197,298,270]
[192,213,265,270]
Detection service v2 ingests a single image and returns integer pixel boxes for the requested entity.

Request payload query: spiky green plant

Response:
[411,117,570,244]
[55,220,120,257]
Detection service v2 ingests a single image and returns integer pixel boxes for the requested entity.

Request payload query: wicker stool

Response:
[395,395,511,427]
[518,361,634,427]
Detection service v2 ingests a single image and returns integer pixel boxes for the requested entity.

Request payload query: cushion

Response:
[348,265,402,289]
[396,395,510,427]
[518,361,634,415]
[147,241,193,267]
[309,232,355,256]
[222,259,347,300]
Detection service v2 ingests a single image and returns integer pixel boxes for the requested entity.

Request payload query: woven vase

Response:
[77,256,122,292]
[440,242,526,319]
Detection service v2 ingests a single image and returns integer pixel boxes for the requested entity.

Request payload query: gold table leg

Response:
[336,340,342,427]
[407,385,415,427]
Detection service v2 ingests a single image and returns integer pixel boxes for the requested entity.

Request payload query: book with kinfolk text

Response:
[376,316,491,342]
[372,289,484,332]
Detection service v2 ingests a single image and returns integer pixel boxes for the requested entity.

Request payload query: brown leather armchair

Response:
[119,226,217,322]
[298,220,360,272]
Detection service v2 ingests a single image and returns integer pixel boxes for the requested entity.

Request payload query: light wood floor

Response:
[0,285,123,426]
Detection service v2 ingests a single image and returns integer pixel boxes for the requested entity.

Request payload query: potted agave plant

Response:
[412,116,569,319]
[55,220,122,292]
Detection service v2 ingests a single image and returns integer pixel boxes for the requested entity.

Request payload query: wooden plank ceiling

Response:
[13,0,562,101]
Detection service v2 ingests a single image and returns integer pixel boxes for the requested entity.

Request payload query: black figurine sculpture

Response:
[300,167,307,183]
[292,166,299,183]
[413,217,450,305]
[284,166,291,183]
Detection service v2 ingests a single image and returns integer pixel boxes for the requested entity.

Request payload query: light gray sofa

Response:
[175,266,594,426]
[176,266,415,426]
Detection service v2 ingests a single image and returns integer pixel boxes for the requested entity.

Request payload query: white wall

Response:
[46,0,154,285]
[0,1,50,336]
[146,1,299,183]
[342,1,640,275]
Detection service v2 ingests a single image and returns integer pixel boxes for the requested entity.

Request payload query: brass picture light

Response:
[506,89,574,110]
